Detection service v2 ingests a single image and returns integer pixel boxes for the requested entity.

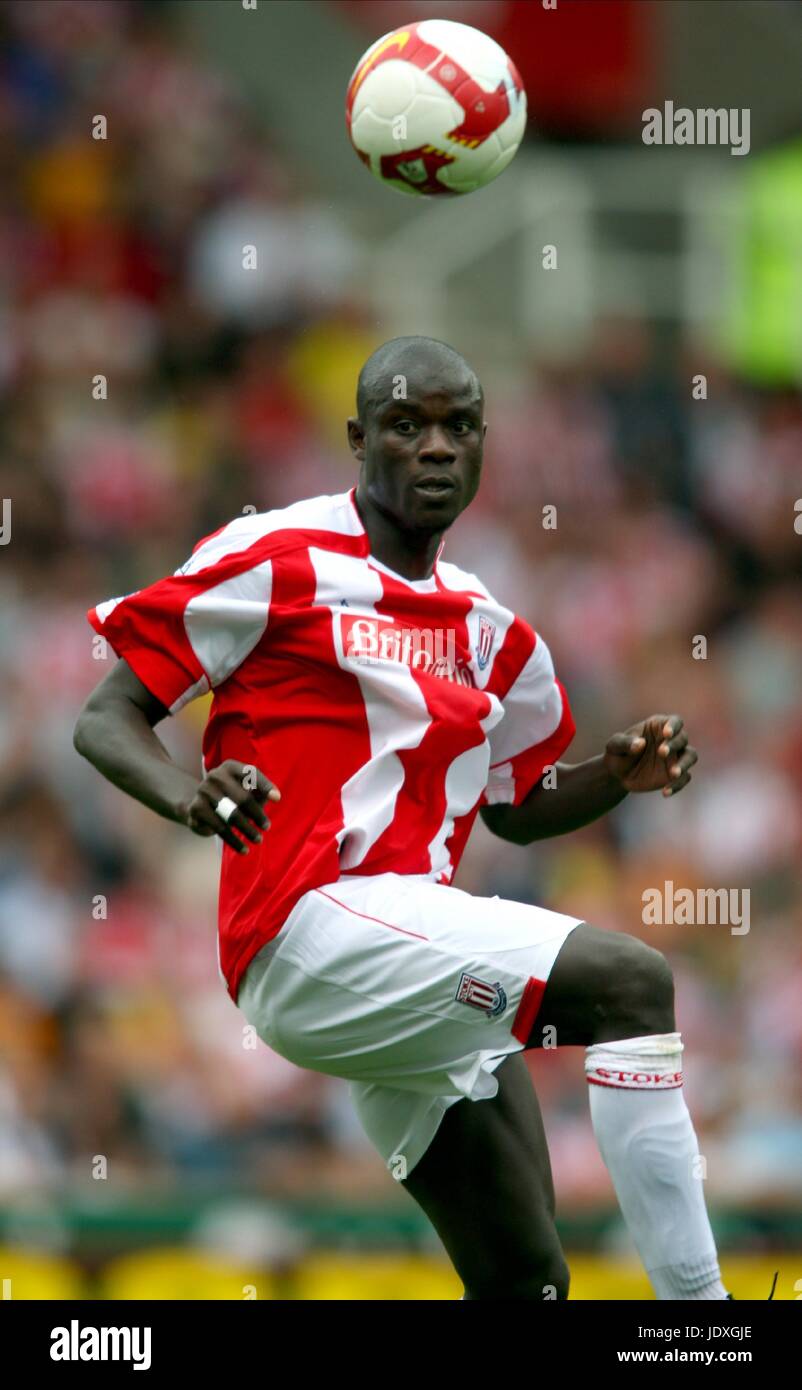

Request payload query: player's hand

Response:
[180,760,281,854]
[602,715,697,797]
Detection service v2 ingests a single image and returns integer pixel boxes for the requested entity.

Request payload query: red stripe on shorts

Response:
[314,888,430,941]
[511,975,546,1043]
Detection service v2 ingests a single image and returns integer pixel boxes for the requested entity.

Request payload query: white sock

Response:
[585,1032,728,1300]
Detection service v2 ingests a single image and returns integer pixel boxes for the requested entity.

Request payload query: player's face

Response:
[349,369,486,533]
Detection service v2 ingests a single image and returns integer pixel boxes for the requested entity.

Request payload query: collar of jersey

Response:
[347,486,445,592]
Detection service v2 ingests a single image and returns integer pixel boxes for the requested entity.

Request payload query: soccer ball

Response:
[345,18,527,197]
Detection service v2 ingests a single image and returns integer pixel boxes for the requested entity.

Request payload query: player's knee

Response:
[596,934,675,1035]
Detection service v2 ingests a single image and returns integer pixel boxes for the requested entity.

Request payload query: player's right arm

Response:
[76,513,283,853]
[72,657,277,856]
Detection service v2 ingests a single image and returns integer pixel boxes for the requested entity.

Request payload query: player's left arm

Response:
[480,714,697,845]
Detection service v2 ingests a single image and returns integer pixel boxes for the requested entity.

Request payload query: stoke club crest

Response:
[475,616,496,671]
[455,971,507,1019]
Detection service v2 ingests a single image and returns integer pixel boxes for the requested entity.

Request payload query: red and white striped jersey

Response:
[87,488,575,1001]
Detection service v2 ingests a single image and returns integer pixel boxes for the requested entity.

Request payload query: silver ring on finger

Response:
[215,795,238,824]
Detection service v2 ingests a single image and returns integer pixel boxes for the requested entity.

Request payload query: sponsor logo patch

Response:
[341,613,475,686]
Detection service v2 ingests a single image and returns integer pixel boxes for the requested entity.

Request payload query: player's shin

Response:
[584,1032,730,1300]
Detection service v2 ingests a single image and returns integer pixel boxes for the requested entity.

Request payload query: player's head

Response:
[348,336,485,535]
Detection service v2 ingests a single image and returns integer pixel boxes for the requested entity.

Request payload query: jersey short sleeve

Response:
[482,623,575,807]
[86,517,275,715]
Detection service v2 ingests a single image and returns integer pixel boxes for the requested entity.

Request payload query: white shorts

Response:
[237,872,583,1176]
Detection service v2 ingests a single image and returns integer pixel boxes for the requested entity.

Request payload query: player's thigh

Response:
[400,1052,568,1298]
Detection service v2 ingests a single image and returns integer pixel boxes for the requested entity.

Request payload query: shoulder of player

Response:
[178,490,359,576]
[436,558,519,626]
[436,560,549,667]
[436,558,494,601]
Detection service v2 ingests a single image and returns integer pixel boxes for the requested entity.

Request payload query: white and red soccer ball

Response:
[345,18,527,197]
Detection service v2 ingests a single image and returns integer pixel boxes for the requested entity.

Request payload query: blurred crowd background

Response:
[1,0,800,1298]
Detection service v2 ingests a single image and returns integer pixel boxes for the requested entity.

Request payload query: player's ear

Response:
[347,417,366,460]
[482,420,488,441]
